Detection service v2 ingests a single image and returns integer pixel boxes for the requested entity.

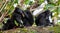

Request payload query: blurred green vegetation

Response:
[0,0,60,33]
[49,25,60,33]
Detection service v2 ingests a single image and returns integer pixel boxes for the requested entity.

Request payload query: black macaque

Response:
[23,10,34,26]
[35,9,53,27]
[13,7,34,26]
[2,7,24,30]
[2,7,34,30]
[12,7,24,27]
[13,7,34,27]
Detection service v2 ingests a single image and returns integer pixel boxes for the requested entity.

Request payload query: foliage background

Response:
[0,0,60,33]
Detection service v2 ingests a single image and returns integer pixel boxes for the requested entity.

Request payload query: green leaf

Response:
[24,0,30,5]
[29,1,33,5]
[58,7,60,14]
[8,6,14,15]
[39,0,44,4]
[0,0,2,2]
[14,20,19,26]
[14,0,18,3]
[45,4,56,9]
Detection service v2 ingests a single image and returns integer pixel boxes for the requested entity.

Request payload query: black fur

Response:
[23,10,34,26]
[35,10,53,27]
[2,19,16,30]
[2,7,34,30]
[2,7,24,30]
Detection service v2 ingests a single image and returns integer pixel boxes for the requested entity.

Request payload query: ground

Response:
[0,26,56,33]
[0,25,60,33]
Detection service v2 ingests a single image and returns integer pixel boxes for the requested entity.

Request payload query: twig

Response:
[0,0,15,23]
[0,0,9,12]
[0,10,8,22]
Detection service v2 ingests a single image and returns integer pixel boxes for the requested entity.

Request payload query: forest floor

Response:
[0,25,60,33]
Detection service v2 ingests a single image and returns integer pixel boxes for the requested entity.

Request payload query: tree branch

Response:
[0,10,8,22]
[0,0,9,12]
[0,0,15,23]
